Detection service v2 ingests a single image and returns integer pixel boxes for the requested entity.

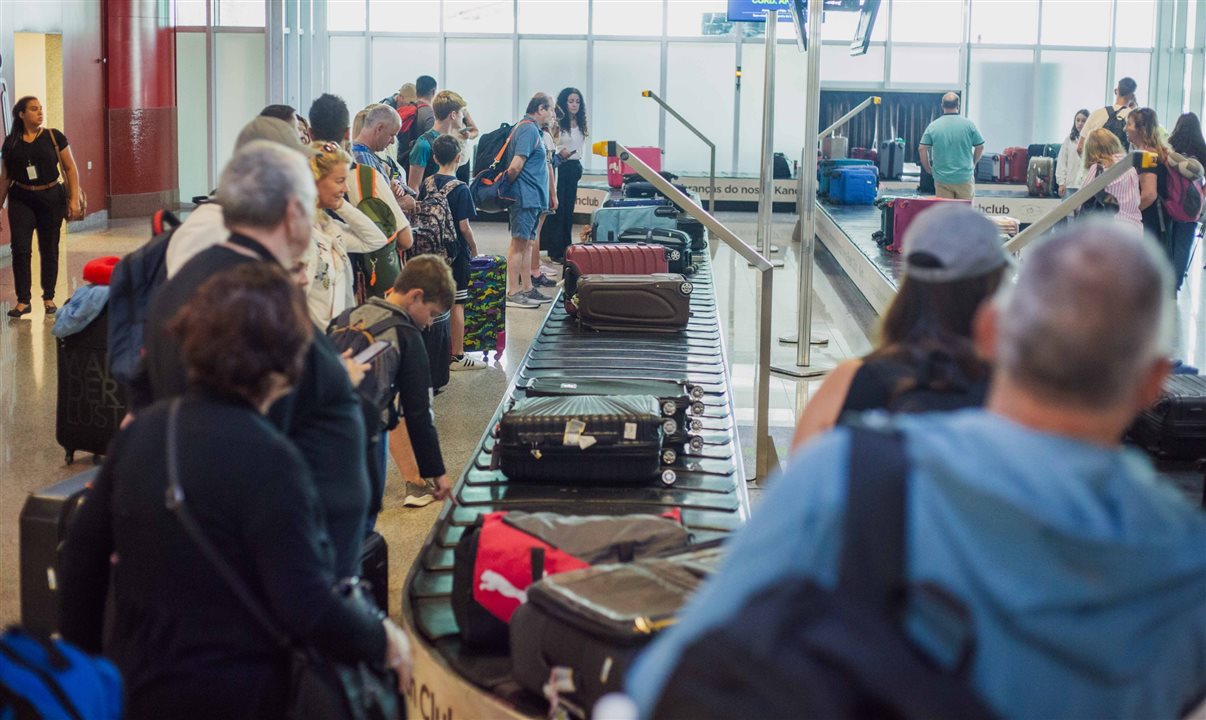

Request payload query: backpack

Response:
[407,175,461,262]
[650,422,997,720]
[1103,106,1131,150]
[473,122,514,177]
[1161,159,1206,223]
[470,120,531,214]
[106,209,181,386]
[348,164,401,303]
[0,627,123,719]
[396,101,428,165]
[326,298,409,433]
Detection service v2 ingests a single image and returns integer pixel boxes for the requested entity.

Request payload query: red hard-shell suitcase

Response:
[574,274,693,332]
[888,197,971,253]
[563,243,670,312]
[1002,147,1029,184]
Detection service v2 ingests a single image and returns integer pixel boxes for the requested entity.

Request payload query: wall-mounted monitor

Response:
[726,0,792,23]
[850,0,882,56]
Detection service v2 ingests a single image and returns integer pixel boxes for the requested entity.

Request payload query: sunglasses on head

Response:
[320,141,339,153]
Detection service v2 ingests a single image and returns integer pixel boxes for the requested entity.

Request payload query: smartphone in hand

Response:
[353,340,391,365]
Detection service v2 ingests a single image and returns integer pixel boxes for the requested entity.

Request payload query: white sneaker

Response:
[507,292,540,309]
[403,481,435,507]
[450,354,485,371]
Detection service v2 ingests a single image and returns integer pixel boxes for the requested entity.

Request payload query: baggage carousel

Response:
[401,248,751,719]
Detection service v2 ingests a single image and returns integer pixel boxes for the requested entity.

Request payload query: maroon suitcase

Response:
[574,273,693,333]
[1002,147,1029,184]
[888,197,971,253]
[564,243,670,313]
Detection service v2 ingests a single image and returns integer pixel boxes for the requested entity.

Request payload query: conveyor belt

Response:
[401,249,750,718]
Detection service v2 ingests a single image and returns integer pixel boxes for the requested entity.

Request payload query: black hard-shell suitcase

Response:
[614,228,697,275]
[878,139,905,181]
[422,308,452,393]
[496,395,671,484]
[56,308,126,464]
[575,274,693,334]
[676,216,706,251]
[359,531,389,614]
[1128,375,1206,459]
[1027,143,1060,160]
[20,469,96,637]
[624,181,690,200]
[509,548,721,715]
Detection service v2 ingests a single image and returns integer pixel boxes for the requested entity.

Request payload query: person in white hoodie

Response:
[1056,108,1089,197]
[304,140,388,327]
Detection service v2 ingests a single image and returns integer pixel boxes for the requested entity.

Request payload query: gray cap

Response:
[233,116,313,156]
[901,203,1012,283]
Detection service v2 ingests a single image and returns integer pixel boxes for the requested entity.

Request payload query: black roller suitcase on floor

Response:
[497,395,670,484]
[614,228,696,275]
[56,308,126,464]
[1128,375,1206,459]
[359,531,389,614]
[20,469,97,637]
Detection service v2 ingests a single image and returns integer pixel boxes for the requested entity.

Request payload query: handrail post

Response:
[641,90,718,214]
[817,95,881,142]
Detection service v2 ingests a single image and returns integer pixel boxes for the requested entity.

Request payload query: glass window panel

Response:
[772,42,808,169]
[177,0,207,26]
[327,0,367,32]
[371,37,439,105]
[446,38,515,138]
[1185,52,1195,113]
[667,0,728,37]
[819,43,885,83]
[737,43,768,174]
[591,42,662,171]
[968,48,1034,148]
[370,0,440,32]
[970,0,1037,45]
[444,0,514,33]
[176,32,209,200]
[665,43,735,173]
[218,0,264,26]
[518,0,588,34]
[890,0,961,44]
[215,33,266,175]
[737,42,830,174]
[329,36,368,122]
[1036,50,1107,142]
[1188,0,1197,48]
[1040,0,1110,46]
[1114,52,1151,105]
[1115,0,1155,47]
[889,45,961,86]
[518,40,589,118]
[593,0,663,37]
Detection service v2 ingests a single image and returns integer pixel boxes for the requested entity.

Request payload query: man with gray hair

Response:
[350,102,417,223]
[628,221,1206,718]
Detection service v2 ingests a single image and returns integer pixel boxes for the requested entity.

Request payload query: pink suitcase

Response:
[889,197,971,253]
[607,146,663,188]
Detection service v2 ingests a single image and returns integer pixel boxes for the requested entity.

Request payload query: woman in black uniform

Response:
[0,96,83,317]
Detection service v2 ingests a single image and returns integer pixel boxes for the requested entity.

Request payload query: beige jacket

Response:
[303,203,388,327]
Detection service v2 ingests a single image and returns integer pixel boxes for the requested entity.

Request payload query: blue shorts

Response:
[508,207,542,241]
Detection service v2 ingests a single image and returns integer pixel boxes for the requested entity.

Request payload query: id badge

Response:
[26,163,37,182]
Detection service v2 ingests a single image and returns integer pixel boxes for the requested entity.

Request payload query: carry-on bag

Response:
[827,166,878,205]
[1002,146,1030,184]
[822,136,849,160]
[850,147,878,162]
[464,254,506,355]
[976,153,1001,183]
[509,548,721,715]
[613,227,696,275]
[676,215,706,251]
[359,531,389,614]
[607,146,663,188]
[874,197,971,253]
[470,120,530,213]
[0,627,122,719]
[574,273,693,333]
[818,159,874,197]
[878,139,905,180]
[563,243,670,305]
[1128,375,1206,459]
[452,509,691,649]
[19,469,96,637]
[56,307,126,464]
[591,205,679,244]
[1027,143,1061,160]
[871,195,899,251]
[1027,156,1055,197]
[496,394,670,483]
[602,197,670,209]
[624,180,691,200]
[918,166,935,195]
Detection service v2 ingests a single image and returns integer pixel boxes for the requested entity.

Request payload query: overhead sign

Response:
[727,0,792,22]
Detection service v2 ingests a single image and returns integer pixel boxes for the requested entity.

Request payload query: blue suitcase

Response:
[592,205,679,244]
[828,167,878,205]
[817,159,874,197]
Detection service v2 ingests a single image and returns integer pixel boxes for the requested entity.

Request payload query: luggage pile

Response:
[975,143,1060,197]
[818,158,879,205]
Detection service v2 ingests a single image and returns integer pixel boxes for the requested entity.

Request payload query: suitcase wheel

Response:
[679,282,694,296]
[689,419,704,434]
[669,250,681,261]
[690,401,706,416]
[661,448,678,465]
[683,265,697,276]
[660,469,677,487]
[662,418,678,435]
[689,435,705,452]
[687,384,704,400]
[660,400,678,417]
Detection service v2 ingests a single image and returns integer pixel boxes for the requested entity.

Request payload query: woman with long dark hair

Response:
[791,205,1009,449]
[539,87,587,263]
[0,96,83,317]
[1125,108,1172,250]
[1165,112,1206,292]
[1056,108,1089,197]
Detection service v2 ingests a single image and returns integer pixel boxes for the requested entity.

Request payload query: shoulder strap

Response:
[493,119,532,165]
[357,164,377,200]
[164,399,291,649]
[837,419,908,615]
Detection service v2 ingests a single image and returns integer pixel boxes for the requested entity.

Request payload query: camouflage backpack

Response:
[350,164,401,302]
[406,175,460,262]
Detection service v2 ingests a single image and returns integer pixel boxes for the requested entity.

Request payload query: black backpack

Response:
[650,421,997,720]
[474,122,515,177]
[326,299,409,433]
[106,209,181,386]
[1103,106,1131,151]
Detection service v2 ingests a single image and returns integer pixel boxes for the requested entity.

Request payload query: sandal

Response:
[43,301,57,315]
[7,303,31,318]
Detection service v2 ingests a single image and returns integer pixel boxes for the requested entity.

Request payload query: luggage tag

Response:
[563,418,586,446]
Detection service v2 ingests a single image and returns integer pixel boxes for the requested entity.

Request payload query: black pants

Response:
[540,160,582,261]
[9,184,65,303]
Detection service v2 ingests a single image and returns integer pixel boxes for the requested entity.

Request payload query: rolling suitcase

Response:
[1027,143,1060,160]
[871,196,899,251]
[827,166,878,205]
[20,469,97,637]
[822,136,848,159]
[464,255,506,355]
[509,548,722,715]
[359,531,389,614]
[625,181,690,200]
[451,510,690,649]
[1027,156,1055,197]
[850,147,878,162]
[423,308,452,393]
[976,153,1001,183]
[818,159,874,197]
[614,228,696,275]
[574,274,693,334]
[878,139,905,181]
[1002,147,1029,184]
[591,205,679,244]
[496,394,671,484]
[1128,375,1206,459]
[676,216,706,251]
[56,307,126,464]
[563,243,670,307]
[602,197,669,209]
[880,197,971,253]
[607,146,663,188]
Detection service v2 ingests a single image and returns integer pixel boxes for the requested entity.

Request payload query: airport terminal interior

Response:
[2,0,1206,718]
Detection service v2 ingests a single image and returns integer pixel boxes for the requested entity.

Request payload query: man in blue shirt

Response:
[628,221,1206,719]
[920,92,985,200]
[504,93,554,310]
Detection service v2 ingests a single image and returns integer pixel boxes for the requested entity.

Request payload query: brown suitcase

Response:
[574,273,693,333]
[564,243,670,312]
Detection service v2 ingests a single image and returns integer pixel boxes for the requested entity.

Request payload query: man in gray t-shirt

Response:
[503,93,555,310]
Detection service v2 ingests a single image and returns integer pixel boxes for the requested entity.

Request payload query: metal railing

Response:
[817,95,881,141]
[599,141,778,482]
[642,90,717,214]
[1004,151,1159,255]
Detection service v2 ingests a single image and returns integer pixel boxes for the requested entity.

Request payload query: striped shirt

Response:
[1087,156,1142,227]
